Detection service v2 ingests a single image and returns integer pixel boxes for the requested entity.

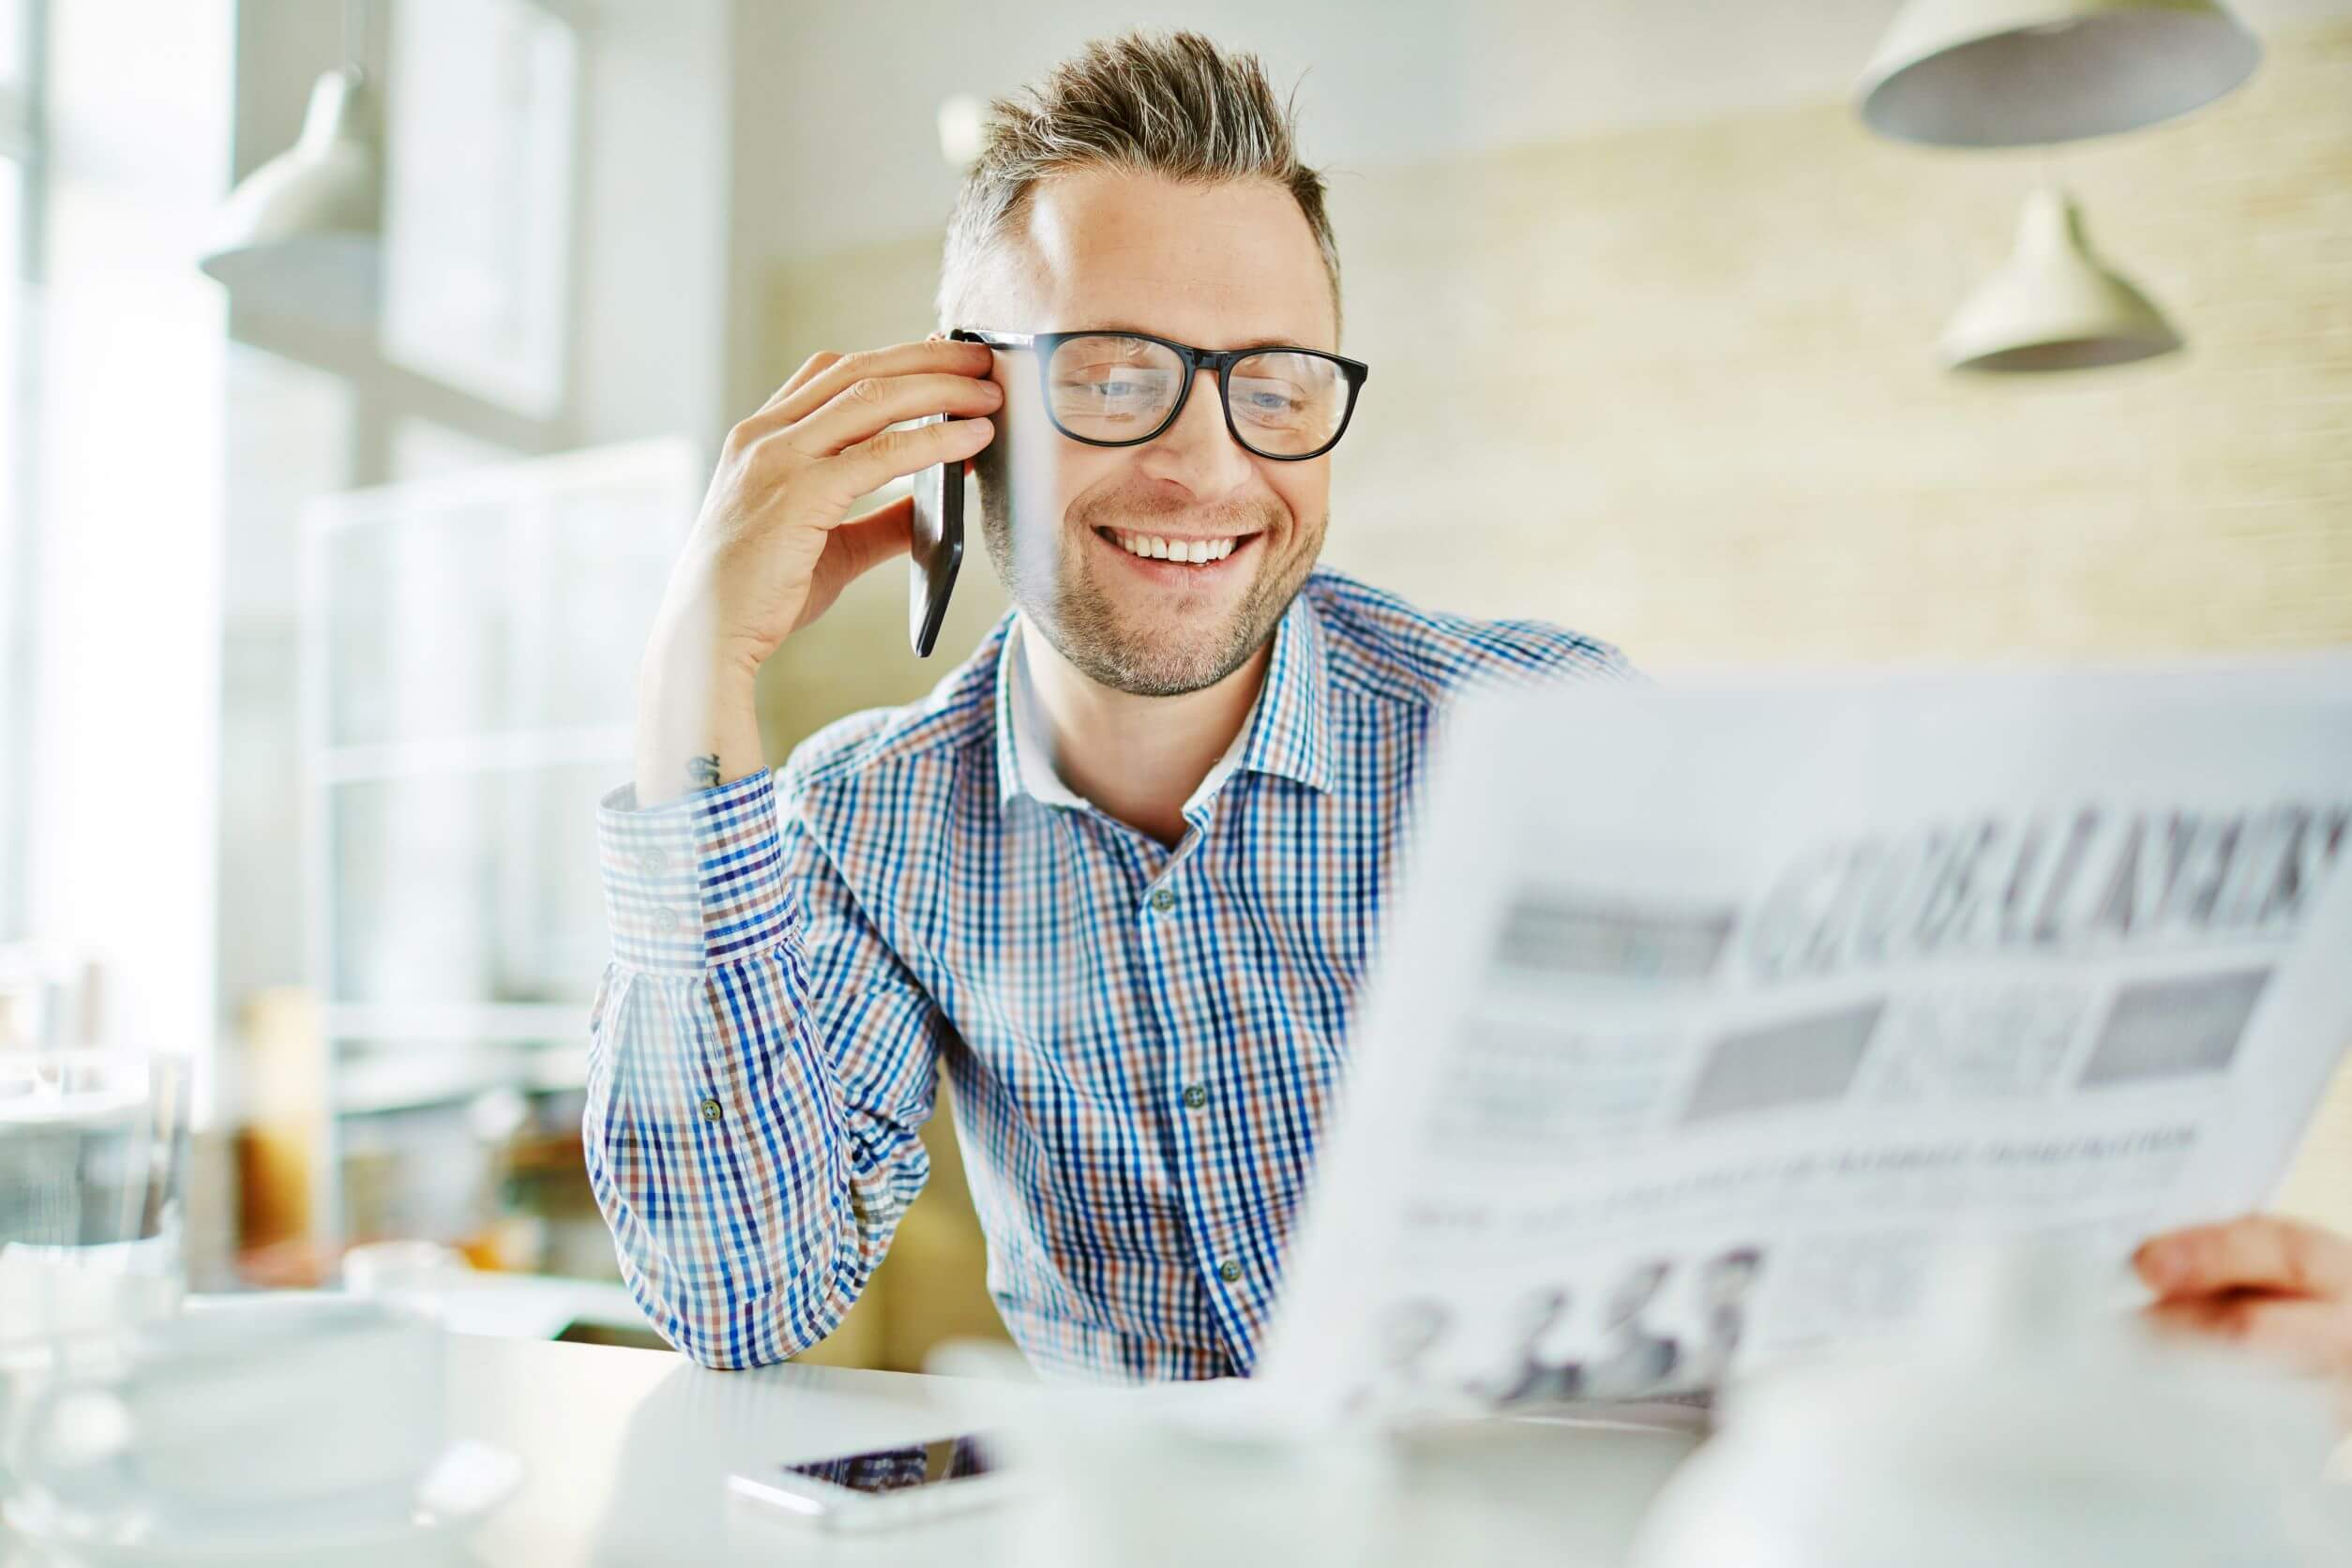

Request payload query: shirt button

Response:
[699,1097,723,1123]
[1149,888,1177,913]
[639,849,669,877]
[654,907,682,934]
[1217,1260,1242,1284]
[1182,1083,1208,1110]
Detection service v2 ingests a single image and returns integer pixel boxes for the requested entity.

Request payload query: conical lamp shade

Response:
[198,70,380,325]
[1942,188,2182,371]
[1860,0,2259,147]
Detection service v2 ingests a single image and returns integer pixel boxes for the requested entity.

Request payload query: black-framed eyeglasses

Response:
[950,327,1369,461]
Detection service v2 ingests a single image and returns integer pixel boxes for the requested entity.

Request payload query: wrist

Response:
[640,597,765,704]
[633,631,767,807]
[638,640,759,717]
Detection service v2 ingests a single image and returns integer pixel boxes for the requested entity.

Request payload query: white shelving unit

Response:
[299,438,697,1247]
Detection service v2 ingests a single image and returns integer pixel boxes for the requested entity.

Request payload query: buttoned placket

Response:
[1125,792,1262,1353]
[1001,609,1279,1359]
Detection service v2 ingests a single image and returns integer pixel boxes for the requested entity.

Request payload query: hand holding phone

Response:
[631,339,998,805]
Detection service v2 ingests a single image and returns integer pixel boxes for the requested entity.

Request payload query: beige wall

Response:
[755,22,2352,1363]
[1320,24,2352,665]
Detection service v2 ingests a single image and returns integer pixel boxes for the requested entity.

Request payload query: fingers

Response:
[787,371,1003,460]
[756,349,845,415]
[822,415,995,510]
[2135,1215,2352,1303]
[2145,1294,2352,1378]
[738,339,996,445]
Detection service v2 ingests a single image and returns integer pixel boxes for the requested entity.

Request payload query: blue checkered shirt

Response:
[584,569,1631,1378]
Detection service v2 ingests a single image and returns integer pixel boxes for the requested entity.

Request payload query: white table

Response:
[443,1334,1702,1567]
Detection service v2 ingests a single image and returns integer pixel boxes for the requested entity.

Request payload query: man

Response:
[587,30,2352,1384]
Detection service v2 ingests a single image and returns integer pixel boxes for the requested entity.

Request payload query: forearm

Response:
[584,771,938,1367]
[632,611,768,808]
[585,957,879,1369]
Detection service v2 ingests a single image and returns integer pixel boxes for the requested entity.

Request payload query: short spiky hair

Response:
[935,30,1342,340]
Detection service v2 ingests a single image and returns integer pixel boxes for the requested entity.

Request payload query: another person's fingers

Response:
[2134,1215,2352,1302]
[2145,1294,2352,1378]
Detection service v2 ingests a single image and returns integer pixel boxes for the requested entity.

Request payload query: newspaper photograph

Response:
[1258,664,2352,1424]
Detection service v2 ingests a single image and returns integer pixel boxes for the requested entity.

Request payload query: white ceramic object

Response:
[197,68,380,327]
[341,1237,472,1314]
[1857,0,2260,146]
[7,1295,447,1520]
[4,1436,521,1567]
[1941,187,2181,372]
[1631,1243,2352,1566]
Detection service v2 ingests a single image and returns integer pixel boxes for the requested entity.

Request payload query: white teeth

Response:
[1110,532,1242,564]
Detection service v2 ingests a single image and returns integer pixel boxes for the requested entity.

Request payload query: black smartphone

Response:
[727,1433,1019,1533]
[909,416,965,658]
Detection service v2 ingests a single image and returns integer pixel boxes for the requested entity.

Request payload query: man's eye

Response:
[1232,383,1304,417]
[1062,379,1157,400]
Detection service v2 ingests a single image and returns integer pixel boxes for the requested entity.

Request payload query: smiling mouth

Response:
[1097,528,1258,565]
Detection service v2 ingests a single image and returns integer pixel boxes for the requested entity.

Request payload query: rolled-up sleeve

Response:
[583,768,942,1369]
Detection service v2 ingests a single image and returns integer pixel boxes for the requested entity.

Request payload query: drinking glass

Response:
[0,1051,192,1358]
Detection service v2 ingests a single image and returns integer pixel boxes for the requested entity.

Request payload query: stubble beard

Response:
[975,451,1320,699]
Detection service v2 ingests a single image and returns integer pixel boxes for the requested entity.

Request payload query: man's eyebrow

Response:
[1078,324,1312,352]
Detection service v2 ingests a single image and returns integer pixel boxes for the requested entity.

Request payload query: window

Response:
[0,0,35,941]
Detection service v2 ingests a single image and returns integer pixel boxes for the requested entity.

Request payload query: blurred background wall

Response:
[1,0,2345,1373]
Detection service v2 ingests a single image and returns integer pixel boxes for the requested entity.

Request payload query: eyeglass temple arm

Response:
[950,329,1034,350]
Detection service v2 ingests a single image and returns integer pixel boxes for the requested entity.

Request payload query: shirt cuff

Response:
[597,770,796,975]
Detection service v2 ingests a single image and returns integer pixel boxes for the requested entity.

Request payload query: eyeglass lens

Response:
[1044,334,1349,457]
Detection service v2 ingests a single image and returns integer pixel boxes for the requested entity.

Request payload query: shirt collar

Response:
[1232,589,1334,795]
[992,591,1334,810]
[994,618,1088,810]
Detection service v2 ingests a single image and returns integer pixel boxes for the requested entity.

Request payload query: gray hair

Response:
[935,30,1343,340]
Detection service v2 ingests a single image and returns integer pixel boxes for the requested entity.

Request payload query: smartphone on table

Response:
[727,1432,1019,1532]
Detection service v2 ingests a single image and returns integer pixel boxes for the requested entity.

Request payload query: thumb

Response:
[795,494,917,633]
[831,493,916,579]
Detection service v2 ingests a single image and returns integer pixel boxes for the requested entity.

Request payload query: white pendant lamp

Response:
[1860,0,2261,146]
[1941,187,2181,371]
[197,4,380,325]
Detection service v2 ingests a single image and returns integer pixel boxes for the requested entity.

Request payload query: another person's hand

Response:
[2133,1214,2352,1379]
[633,339,1001,804]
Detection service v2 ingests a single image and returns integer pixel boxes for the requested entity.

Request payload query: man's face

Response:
[968,168,1338,697]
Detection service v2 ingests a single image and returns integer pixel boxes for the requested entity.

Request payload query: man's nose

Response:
[1137,365,1254,495]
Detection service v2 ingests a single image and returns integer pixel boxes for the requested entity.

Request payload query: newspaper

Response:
[1258,664,2352,1425]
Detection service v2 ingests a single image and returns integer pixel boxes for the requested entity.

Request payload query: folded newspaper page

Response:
[1259,664,2352,1424]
